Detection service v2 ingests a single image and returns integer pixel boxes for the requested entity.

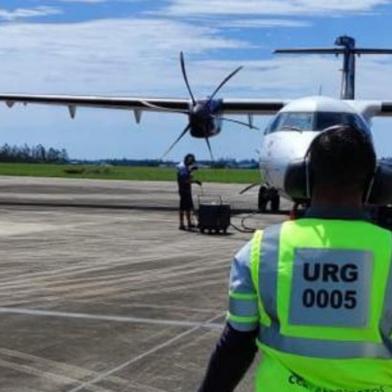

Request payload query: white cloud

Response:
[164,0,391,16]
[53,0,107,3]
[52,0,146,3]
[0,6,62,21]
[219,18,311,29]
[0,15,391,159]
[0,18,249,96]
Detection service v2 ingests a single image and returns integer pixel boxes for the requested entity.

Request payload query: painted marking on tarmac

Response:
[0,307,223,330]
[0,358,111,392]
[66,312,224,392]
[0,348,128,388]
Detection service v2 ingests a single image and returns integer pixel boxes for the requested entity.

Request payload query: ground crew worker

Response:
[177,153,201,230]
[198,124,392,391]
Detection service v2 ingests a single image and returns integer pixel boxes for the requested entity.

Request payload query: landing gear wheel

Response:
[258,186,268,212]
[271,192,280,213]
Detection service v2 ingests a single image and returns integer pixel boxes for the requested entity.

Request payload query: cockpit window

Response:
[264,111,369,134]
[277,112,314,132]
[265,112,314,134]
[315,112,368,131]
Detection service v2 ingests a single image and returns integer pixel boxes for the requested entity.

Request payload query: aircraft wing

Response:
[0,93,287,120]
[219,99,286,115]
[351,100,392,119]
[0,94,191,119]
[380,102,392,115]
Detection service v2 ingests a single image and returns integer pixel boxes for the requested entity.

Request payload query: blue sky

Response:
[0,0,392,160]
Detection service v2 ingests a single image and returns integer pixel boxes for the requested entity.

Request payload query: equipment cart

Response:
[197,195,231,234]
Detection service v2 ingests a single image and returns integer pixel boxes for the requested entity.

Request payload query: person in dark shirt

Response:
[177,153,201,230]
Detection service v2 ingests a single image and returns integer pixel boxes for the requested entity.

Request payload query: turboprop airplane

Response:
[0,35,392,212]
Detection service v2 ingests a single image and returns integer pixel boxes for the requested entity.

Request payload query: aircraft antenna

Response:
[318,85,323,96]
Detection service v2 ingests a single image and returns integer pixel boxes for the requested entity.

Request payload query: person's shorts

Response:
[179,190,194,211]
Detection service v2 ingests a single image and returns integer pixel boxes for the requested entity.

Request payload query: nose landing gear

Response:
[258,185,280,213]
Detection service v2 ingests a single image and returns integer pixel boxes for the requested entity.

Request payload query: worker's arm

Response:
[197,324,258,392]
[190,167,202,186]
[178,166,202,186]
[198,242,259,392]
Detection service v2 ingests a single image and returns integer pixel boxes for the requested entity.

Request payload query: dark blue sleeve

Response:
[197,323,258,392]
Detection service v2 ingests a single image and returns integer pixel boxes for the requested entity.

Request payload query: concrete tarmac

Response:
[0,177,290,392]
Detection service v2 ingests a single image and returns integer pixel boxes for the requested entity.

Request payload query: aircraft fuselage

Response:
[259,96,373,200]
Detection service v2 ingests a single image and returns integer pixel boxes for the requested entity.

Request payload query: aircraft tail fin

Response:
[274,36,392,100]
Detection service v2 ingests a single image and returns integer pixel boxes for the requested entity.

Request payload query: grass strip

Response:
[0,163,261,184]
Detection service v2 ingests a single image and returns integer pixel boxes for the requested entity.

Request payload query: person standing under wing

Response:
[177,153,201,230]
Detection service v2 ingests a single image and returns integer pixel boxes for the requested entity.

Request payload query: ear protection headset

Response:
[284,124,392,205]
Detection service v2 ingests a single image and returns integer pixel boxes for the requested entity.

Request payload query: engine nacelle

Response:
[189,99,223,138]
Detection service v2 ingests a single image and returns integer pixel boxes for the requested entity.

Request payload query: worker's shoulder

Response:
[292,216,391,240]
[234,240,252,268]
[233,226,270,266]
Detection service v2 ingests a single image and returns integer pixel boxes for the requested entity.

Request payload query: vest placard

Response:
[289,248,373,327]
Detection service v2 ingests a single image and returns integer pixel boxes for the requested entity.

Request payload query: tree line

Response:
[0,144,69,163]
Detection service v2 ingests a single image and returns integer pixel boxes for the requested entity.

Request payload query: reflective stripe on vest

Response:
[255,221,392,359]
[380,253,392,353]
[259,322,392,359]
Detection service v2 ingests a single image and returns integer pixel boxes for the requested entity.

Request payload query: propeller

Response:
[208,66,243,102]
[139,53,251,160]
[205,137,214,161]
[160,124,191,160]
[180,51,196,105]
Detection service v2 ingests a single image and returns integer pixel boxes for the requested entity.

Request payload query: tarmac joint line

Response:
[65,312,225,392]
[0,307,224,330]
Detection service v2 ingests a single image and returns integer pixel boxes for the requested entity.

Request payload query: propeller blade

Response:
[140,100,188,114]
[161,123,191,160]
[205,137,214,161]
[180,52,196,105]
[209,66,243,101]
[220,117,259,130]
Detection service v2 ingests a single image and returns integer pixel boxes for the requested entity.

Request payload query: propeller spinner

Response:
[141,52,258,160]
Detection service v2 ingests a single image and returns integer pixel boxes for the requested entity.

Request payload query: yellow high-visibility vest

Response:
[250,219,392,391]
